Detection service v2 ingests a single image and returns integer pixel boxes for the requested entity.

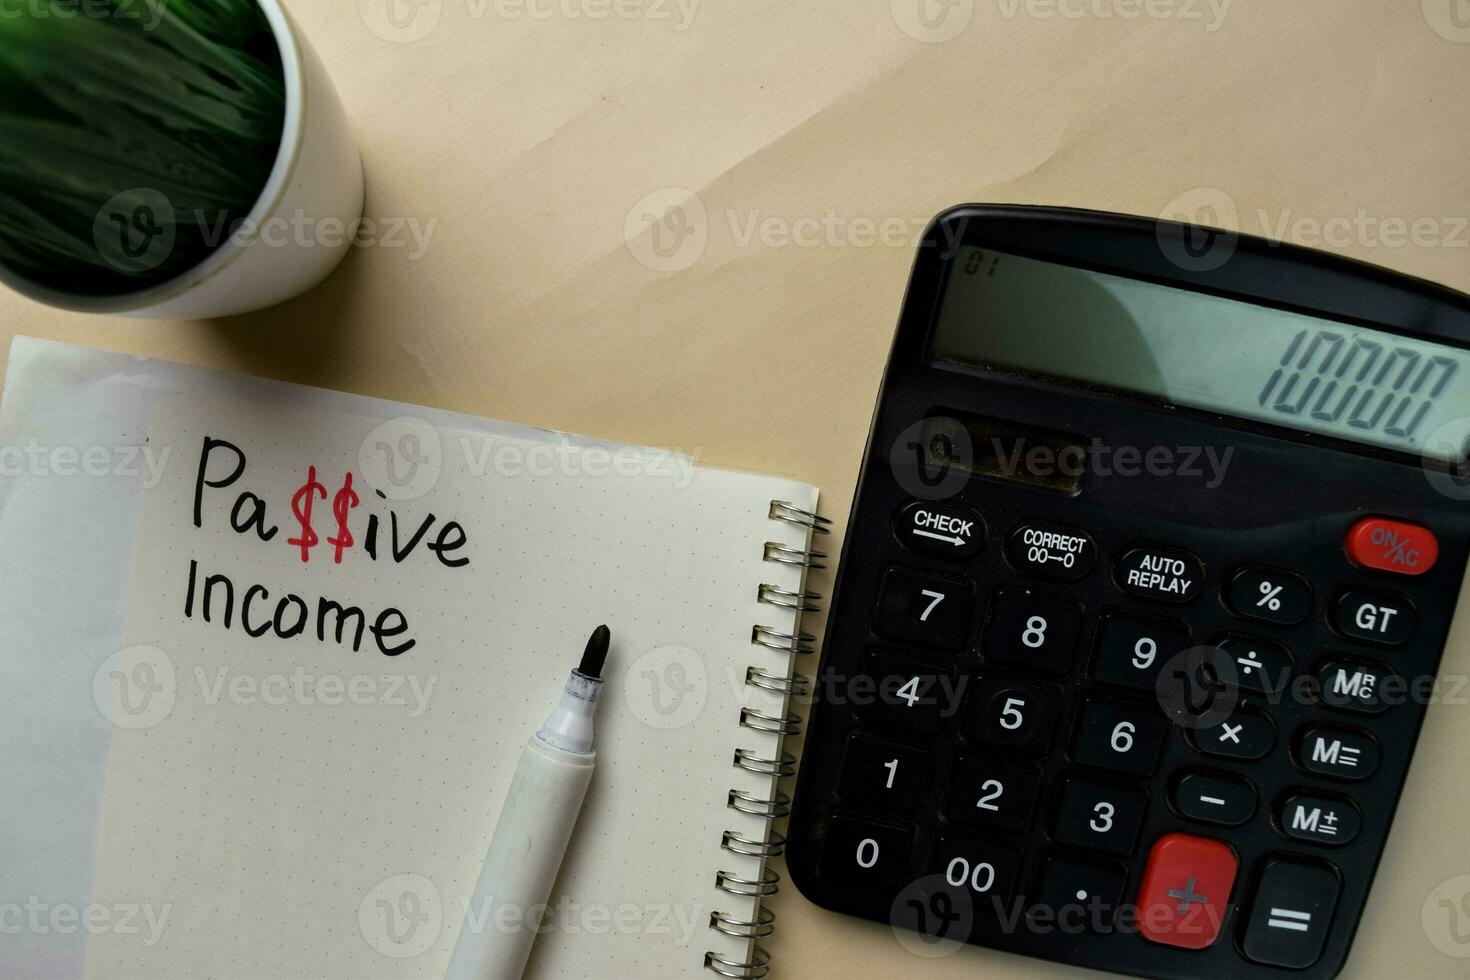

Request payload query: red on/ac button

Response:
[1346,517,1438,576]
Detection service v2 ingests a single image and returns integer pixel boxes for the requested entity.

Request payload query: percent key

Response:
[1227,567,1312,626]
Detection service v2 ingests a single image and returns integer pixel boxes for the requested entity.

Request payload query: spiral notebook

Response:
[67,379,822,979]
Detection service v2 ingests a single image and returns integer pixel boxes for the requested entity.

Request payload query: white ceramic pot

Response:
[0,0,364,319]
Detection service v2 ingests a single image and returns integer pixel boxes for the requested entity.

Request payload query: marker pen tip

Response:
[577,625,610,679]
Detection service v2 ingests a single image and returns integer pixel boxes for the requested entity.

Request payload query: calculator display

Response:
[930,246,1470,463]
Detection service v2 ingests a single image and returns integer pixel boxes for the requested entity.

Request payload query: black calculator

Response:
[786,204,1470,979]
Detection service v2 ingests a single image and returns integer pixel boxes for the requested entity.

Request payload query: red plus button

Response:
[1346,517,1438,576]
[1136,833,1237,950]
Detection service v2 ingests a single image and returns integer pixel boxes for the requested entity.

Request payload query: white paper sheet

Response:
[1,337,814,979]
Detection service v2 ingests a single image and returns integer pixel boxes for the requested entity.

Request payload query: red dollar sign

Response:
[288,465,327,563]
[329,472,360,564]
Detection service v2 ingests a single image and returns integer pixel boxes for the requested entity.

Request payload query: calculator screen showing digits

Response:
[786,206,1470,980]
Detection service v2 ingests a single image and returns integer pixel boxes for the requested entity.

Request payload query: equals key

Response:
[1243,860,1341,969]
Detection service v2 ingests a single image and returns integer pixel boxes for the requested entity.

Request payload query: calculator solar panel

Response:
[786,205,1470,979]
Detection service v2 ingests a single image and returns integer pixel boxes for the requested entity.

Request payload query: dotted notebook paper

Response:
[85,393,817,980]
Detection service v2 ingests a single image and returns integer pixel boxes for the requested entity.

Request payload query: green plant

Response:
[0,0,286,297]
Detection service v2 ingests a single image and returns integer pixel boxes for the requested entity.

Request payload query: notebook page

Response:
[84,391,815,979]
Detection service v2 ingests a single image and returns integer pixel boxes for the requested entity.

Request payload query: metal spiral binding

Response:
[726,787,792,818]
[707,498,826,979]
[715,868,781,897]
[710,907,777,939]
[757,583,822,612]
[733,748,797,777]
[762,541,828,568]
[704,946,771,979]
[721,829,788,858]
[751,624,815,654]
[745,666,810,697]
[739,707,802,735]
[768,500,833,533]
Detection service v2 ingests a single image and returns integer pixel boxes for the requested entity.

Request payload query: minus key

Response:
[1172,771,1256,826]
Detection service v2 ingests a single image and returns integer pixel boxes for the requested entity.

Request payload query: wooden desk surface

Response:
[3,1,1469,976]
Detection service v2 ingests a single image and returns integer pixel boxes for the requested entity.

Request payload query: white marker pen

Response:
[445,626,609,980]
